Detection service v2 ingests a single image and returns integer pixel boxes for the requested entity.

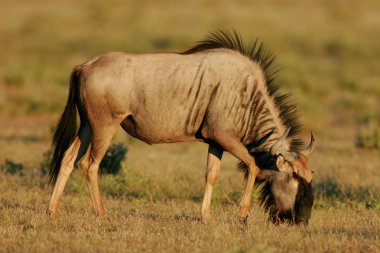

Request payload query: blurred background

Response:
[0,0,379,204]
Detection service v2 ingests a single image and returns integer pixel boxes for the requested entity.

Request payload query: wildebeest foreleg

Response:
[214,137,259,222]
[201,144,223,223]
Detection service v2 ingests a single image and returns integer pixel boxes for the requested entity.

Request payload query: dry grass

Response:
[1,190,379,253]
[1,141,379,253]
[1,0,380,252]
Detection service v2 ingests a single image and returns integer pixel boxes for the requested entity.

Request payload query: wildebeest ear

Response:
[276,154,293,174]
[276,154,285,167]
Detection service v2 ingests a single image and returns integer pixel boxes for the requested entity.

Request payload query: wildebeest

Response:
[47,31,316,225]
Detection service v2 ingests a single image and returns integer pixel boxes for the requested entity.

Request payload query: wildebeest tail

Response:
[49,66,82,185]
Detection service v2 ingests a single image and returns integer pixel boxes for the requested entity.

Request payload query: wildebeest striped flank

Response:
[47,31,316,225]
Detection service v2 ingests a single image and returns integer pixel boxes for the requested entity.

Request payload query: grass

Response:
[1,141,379,252]
[0,0,380,252]
[1,192,379,253]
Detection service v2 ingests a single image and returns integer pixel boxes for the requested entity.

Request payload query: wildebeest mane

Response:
[183,30,304,153]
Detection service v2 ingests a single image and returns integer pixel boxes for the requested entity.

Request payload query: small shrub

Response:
[100,165,154,199]
[0,159,25,176]
[66,171,87,195]
[324,39,345,58]
[356,119,380,150]
[99,143,128,174]
[100,172,128,197]
[3,72,24,87]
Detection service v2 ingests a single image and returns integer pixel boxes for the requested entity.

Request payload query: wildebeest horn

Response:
[301,131,316,156]
[270,128,290,155]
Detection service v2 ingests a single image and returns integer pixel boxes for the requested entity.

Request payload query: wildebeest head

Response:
[254,130,316,225]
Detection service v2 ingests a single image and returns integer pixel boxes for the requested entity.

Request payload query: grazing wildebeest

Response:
[47,31,316,225]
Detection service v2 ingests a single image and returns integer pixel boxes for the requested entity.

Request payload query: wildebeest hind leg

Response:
[80,123,118,218]
[201,143,223,224]
[47,136,82,217]
[213,136,260,222]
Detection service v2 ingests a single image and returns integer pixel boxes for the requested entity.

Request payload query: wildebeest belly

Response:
[120,109,204,144]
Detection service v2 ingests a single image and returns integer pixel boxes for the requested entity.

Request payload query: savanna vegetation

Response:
[0,0,380,252]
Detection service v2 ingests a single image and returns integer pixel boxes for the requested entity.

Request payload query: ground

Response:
[0,0,380,252]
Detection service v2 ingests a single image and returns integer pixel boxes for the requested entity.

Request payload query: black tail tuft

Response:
[49,66,81,185]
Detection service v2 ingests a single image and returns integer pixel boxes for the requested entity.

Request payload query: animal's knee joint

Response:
[87,163,100,177]
[248,164,260,176]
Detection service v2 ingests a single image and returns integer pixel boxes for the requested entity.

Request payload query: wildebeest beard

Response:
[252,151,314,225]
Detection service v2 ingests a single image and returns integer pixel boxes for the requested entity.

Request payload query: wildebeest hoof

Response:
[46,209,56,219]
[237,206,250,223]
[100,215,110,223]
[237,215,248,224]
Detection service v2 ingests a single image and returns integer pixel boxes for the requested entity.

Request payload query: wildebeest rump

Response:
[47,31,316,225]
